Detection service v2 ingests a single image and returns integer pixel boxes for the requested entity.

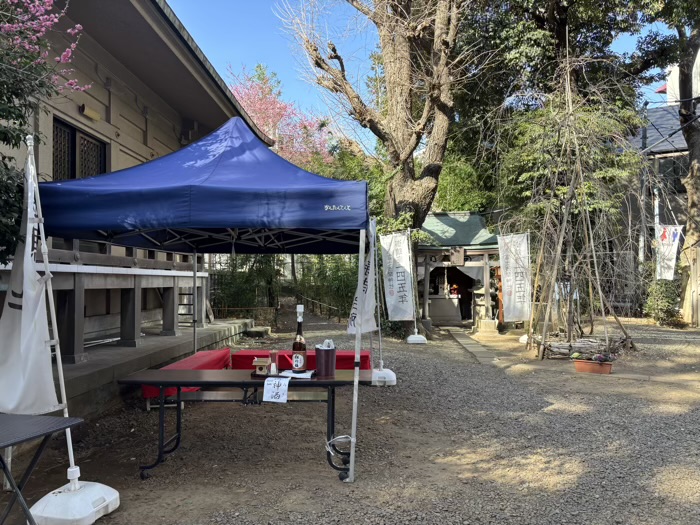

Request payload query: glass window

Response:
[657,155,688,194]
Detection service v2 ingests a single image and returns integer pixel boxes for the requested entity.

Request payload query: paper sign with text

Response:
[263,377,290,403]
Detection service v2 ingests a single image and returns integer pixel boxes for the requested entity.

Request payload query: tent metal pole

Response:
[193,249,197,354]
[346,228,365,483]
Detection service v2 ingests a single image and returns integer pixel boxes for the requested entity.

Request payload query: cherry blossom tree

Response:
[0,0,87,263]
[229,64,332,168]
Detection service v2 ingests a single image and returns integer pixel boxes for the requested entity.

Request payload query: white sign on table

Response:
[263,377,290,403]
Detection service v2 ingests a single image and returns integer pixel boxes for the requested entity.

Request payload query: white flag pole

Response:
[26,136,119,523]
[374,226,384,369]
[26,136,77,480]
[370,224,396,386]
[406,229,426,344]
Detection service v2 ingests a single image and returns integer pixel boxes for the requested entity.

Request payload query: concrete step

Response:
[245,326,271,338]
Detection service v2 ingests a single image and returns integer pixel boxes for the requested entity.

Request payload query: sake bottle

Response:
[292,305,307,372]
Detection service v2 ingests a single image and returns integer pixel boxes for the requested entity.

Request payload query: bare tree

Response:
[281,0,481,227]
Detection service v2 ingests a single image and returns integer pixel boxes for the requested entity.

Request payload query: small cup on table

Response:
[269,350,279,375]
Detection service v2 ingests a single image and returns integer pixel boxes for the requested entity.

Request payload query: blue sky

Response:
[167,0,373,116]
[168,1,673,120]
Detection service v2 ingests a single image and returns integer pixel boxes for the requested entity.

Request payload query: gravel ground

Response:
[4,306,700,524]
[473,318,700,379]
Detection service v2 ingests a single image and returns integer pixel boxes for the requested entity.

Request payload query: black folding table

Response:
[0,413,82,525]
[119,369,372,480]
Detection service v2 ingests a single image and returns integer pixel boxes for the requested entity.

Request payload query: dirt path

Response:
[4,312,700,524]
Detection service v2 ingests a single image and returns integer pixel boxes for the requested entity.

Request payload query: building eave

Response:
[149,0,274,146]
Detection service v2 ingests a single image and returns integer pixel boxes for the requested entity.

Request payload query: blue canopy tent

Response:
[40,117,368,254]
[38,116,369,482]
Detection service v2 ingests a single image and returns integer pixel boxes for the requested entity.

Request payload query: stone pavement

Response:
[444,328,499,364]
[445,327,700,389]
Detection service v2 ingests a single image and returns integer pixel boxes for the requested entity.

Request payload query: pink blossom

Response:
[2,0,91,92]
[228,65,332,168]
[58,48,72,63]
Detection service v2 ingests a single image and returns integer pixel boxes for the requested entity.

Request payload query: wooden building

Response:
[417,212,500,329]
[0,0,271,363]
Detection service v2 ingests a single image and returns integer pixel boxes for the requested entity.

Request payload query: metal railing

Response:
[211,307,278,327]
[299,295,342,323]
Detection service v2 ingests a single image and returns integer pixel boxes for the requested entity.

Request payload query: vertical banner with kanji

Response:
[497,233,532,322]
[0,138,60,414]
[655,225,683,280]
[348,219,378,334]
[380,231,415,321]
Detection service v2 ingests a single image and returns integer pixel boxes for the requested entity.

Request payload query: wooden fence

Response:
[299,295,342,323]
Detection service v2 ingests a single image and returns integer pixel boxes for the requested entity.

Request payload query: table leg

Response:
[140,386,185,478]
[325,386,349,473]
[163,387,182,454]
[0,434,51,525]
[140,387,167,479]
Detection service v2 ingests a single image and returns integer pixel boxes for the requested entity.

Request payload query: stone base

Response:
[477,319,499,333]
[159,330,180,336]
[421,318,433,332]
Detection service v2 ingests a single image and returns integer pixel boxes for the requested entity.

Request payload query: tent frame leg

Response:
[343,228,366,482]
[193,249,198,355]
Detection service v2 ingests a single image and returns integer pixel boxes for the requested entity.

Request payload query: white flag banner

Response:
[656,225,683,280]
[0,144,60,414]
[348,219,378,334]
[380,231,415,321]
[497,233,532,322]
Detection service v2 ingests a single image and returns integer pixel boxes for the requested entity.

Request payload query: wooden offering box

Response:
[252,357,271,376]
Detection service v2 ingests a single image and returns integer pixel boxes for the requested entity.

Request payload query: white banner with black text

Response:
[348,219,378,334]
[380,231,415,321]
[497,233,532,322]
[0,143,60,414]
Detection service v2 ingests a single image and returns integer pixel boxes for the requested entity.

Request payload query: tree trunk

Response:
[291,0,463,230]
[680,137,700,323]
[678,25,700,324]
[386,173,441,228]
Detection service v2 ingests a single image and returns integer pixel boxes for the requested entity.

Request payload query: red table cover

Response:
[231,350,371,371]
[142,348,231,399]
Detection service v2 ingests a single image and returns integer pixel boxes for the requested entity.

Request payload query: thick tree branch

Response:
[327,42,345,77]
[399,93,435,163]
[302,37,399,161]
[421,0,457,177]
[345,0,376,23]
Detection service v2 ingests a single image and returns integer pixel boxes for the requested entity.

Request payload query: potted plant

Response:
[570,352,615,374]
